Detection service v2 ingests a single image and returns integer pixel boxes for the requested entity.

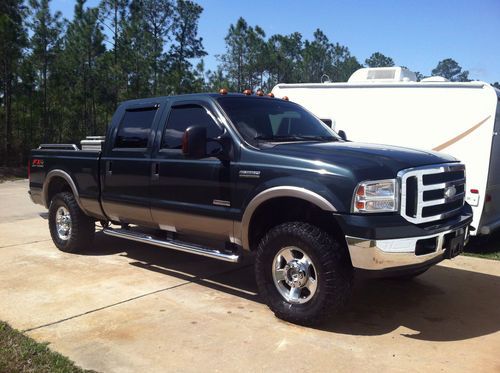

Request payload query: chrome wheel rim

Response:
[272,246,318,304]
[55,206,72,241]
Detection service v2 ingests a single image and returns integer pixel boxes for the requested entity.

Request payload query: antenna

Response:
[321,74,331,83]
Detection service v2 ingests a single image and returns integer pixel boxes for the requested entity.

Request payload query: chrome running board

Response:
[103,227,240,263]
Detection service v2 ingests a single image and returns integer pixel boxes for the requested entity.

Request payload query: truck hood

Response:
[263,141,457,177]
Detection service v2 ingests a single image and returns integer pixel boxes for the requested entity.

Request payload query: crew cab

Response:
[29,92,473,325]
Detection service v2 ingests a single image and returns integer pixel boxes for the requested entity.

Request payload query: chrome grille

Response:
[399,163,465,224]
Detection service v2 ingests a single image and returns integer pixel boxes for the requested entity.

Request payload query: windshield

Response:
[216,96,340,146]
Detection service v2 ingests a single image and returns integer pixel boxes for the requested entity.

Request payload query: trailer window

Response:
[115,107,158,148]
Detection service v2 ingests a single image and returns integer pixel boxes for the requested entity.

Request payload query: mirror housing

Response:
[338,130,347,141]
[182,125,207,158]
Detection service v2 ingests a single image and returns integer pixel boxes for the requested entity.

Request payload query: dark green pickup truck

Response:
[29,92,472,325]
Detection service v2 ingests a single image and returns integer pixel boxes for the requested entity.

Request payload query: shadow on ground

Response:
[79,232,500,342]
[465,230,500,257]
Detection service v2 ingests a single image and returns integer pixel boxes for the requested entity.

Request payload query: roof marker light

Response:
[219,88,228,95]
[256,90,264,96]
[282,96,289,101]
[267,92,274,98]
[243,89,252,95]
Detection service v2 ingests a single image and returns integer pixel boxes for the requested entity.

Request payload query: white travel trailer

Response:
[272,67,500,236]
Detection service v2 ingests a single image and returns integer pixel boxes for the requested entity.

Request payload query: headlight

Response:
[352,179,398,213]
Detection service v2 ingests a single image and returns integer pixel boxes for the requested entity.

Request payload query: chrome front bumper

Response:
[346,226,470,270]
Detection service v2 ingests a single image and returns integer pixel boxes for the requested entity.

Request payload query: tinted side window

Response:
[115,107,158,148]
[162,105,222,152]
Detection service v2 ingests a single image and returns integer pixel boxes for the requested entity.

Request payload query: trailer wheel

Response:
[48,192,95,253]
[255,222,353,326]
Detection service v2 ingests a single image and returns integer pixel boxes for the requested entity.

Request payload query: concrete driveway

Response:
[1,179,499,373]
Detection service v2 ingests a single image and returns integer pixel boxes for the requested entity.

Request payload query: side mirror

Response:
[338,130,347,141]
[182,125,207,158]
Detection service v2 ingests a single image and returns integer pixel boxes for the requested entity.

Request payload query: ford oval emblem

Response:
[444,185,457,199]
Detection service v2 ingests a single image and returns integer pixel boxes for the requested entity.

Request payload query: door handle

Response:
[152,162,159,181]
[107,161,113,175]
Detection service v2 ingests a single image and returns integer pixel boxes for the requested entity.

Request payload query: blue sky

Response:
[52,0,500,82]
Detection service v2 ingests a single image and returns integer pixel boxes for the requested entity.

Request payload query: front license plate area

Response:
[444,229,465,259]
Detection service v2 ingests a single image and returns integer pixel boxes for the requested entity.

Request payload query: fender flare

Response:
[239,186,337,251]
[42,169,85,211]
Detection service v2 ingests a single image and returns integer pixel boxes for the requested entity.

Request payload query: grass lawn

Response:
[0,321,95,373]
[464,231,500,261]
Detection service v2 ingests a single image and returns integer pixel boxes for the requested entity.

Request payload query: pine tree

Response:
[0,0,27,164]
[62,0,106,138]
[28,0,63,141]
[142,0,174,95]
[168,0,206,93]
[99,0,129,105]
[221,17,266,92]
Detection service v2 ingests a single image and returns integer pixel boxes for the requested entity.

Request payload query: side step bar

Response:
[103,227,240,263]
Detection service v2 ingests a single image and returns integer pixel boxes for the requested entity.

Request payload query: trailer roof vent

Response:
[421,76,450,82]
[348,67,417,83]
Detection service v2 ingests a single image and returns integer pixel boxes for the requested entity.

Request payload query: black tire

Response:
[48,192,95,253]
[255,222,353,326]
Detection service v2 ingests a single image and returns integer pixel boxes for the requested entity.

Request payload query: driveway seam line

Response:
[22,263,252,333]
[0,239,52,249]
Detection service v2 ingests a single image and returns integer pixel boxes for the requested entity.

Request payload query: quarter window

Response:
[115,107,158,148]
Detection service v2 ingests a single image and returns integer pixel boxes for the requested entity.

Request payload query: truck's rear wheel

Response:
[255,222,353,326]
[48,192,95,253]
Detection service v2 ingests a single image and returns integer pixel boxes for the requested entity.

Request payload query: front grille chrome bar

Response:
[398,163,466,224]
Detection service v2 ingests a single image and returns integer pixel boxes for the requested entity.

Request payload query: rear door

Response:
[101,101,163,226]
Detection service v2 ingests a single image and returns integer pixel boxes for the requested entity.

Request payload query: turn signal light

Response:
[356,201,365,210]
[243,89,252,95]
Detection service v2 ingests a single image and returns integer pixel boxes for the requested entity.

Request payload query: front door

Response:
[150,100,235,241]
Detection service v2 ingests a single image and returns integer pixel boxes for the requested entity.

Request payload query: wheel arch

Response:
[43,169,85,211]
[240,186,346,252]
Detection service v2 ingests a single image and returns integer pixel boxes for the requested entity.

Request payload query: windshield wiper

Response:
[295,135,338,141]
[254,135,337,142]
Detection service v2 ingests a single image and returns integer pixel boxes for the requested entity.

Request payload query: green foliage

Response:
[267,32,303,84]
[0,6,487,166]
[431,58,469,82]
[0,0,207,166]
[0,0,27,163]
[365,52,395,67]
[0,321,96,372]
[168,0,207,93]
[220,17,267,91]
[217,24,361,92]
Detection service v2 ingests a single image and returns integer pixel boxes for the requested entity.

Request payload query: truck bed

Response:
[29,148,105,220]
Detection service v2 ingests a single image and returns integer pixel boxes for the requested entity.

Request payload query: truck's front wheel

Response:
[255,222,352,326]
[48,192,95,253]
